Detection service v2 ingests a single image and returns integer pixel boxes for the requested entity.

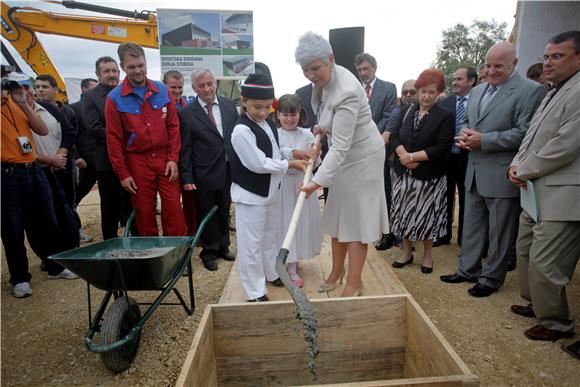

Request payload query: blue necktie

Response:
[452,96,466,154]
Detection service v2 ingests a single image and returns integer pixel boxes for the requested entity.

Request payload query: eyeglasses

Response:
[402,90,416,95]
[542,53,565,62]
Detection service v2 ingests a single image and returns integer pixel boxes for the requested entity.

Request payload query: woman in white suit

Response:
[297,32,389,297]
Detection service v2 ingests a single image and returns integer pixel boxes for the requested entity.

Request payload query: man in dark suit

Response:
[295,83,316,128]
[70,78,98,242]
[440,42,546,297]
[354,53,398,250]
[436,67,477,246]
[82,56,134,239]
[179,69,239,271]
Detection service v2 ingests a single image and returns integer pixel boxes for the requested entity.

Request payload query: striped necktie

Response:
[452,96,466,154]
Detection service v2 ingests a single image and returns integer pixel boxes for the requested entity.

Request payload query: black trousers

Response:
[445,151,468,243]
[54,163,76,209]
[195,184,231,263]
[384,157,392,211]
[76,162,97,207]
[96,171,135,240]
[1,164,65,284]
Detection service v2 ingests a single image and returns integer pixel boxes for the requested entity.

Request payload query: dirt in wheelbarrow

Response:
[1,190,579,386]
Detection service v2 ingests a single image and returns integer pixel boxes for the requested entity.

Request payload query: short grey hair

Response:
[295,31,333,66]
[190,68,215,84]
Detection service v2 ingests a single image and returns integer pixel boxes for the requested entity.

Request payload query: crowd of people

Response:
[1,30,578,357]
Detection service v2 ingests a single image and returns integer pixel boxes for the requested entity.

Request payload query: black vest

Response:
[227,114,280,197]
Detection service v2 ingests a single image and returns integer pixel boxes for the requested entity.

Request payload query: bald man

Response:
[440,42,546,297]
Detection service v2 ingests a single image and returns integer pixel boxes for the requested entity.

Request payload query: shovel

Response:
[275,133,321,380]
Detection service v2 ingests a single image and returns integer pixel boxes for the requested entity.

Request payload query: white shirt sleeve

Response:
[231,124,289,174]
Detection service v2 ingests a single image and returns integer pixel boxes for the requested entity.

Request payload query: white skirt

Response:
[321,147,389,243]
[278,172,323,263]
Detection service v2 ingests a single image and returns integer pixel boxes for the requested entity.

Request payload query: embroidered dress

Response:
[277,128,323,262]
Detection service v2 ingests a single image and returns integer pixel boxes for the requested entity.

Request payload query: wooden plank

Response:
[212,297,406,358]
[366,247,408,295]
[403,297,478,384]
[291,374,478,386]
[293,257,326,299]
[218,259,243,303]
[175,307,217,387]
[219,234,408,304]
[216,348,404,386]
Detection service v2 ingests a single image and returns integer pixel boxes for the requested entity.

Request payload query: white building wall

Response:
[515,1,580,75]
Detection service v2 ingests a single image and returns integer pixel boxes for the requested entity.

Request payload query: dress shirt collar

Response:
[198,96,219,110]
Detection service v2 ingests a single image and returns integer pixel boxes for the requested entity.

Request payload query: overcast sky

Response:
[2,0,517,96]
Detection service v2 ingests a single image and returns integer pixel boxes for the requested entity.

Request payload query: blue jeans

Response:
[1,163,64,285]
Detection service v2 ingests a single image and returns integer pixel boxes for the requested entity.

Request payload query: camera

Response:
[1,79,21,93]
[17,136,33,154]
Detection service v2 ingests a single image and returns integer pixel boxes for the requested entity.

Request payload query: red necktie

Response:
[365,84,371,100]
[207,102,216,127]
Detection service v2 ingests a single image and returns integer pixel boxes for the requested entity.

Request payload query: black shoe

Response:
[392,254,414,268]
[219,251,236,261]
[511,304,536,318]
[507,261,517,272]
[433,237,451,247]
[202,259,218,271]
[468,283,498,297]
[248,295,269,302]
[375,234,395,250]
[440,273,477,283]
[270,278,284,287]
[562,341,580,360]
[421,266,433,274]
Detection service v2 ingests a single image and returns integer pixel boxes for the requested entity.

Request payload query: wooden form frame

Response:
[176,295,478,386]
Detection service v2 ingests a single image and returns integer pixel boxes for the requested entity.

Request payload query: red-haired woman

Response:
[389,69,454,274]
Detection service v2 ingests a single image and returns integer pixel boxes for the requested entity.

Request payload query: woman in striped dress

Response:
[389,69,454,274]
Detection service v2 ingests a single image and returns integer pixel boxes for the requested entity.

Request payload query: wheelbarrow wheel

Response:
[100,297,141,373]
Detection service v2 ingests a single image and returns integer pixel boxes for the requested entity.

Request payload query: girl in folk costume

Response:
[275,94,323,288]
[226,74,308,302]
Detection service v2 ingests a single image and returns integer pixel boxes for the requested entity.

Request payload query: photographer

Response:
[1,78,76,298]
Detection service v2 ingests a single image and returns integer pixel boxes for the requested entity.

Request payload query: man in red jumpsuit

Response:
[105,42,187,236]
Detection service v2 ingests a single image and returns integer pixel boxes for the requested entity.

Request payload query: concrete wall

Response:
[515,1,580,75]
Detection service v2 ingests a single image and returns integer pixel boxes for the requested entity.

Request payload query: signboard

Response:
[157,9,254,79]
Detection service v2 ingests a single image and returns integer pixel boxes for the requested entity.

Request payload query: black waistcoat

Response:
[227,114,280,197]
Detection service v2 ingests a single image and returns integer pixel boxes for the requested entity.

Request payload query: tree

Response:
[434,19,508,90]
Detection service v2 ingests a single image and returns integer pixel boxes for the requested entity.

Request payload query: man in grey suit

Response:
[440,42,547,297]
[354,53,398,250]
[508,31,580,343]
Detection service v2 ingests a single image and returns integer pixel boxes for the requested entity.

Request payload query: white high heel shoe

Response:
[317,269,345,293]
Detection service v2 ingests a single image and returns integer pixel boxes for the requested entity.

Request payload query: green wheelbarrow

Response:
[49,205,217,373]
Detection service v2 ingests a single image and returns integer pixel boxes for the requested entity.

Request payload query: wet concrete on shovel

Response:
[277,254,320,382]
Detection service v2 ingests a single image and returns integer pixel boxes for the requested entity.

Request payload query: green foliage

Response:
[434,19,508,91]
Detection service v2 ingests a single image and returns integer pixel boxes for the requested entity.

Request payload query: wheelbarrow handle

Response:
[122,209,137,238]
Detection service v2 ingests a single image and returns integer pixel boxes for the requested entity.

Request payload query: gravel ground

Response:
[1,190,579,386]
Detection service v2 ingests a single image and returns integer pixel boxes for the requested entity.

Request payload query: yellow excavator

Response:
[1,1,247,103]
[1,1,160,102]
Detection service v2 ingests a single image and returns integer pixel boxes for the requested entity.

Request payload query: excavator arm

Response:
[1,1,159,102]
